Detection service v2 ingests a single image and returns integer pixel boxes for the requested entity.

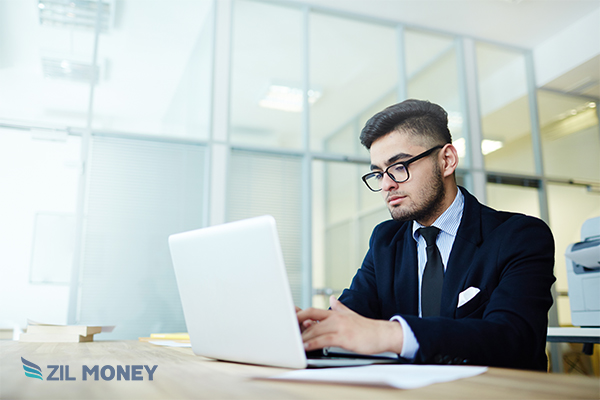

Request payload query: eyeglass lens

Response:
[365,163,408,191]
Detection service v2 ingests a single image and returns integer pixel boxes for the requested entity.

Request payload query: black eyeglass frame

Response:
[361,145,444,192]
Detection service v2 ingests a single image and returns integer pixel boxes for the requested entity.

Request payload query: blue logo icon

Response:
[21,357,43,380]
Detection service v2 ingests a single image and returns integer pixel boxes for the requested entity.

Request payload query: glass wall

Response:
[405,29,467,166]
[538,90,599,182]
[92,0,213,137]
[0,1,94,127]
[312,160,388,308]
[230,1,303,149]
[476,42,535,175]
[307,12,398,303]
[309,12,398,156]
[226,150,304,305]
[77,136,207,339]
[485,182,541,218]
[0,0,215,337]
[0,127,80,327]
[547,183,600,326]
[538,89,600,326]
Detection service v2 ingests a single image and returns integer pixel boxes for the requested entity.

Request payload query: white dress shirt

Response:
[390,189,465,359]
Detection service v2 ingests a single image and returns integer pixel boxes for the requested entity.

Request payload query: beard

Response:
[388,163,446,223]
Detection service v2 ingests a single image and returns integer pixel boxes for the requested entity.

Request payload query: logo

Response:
[21,357,43,380]
[20,357,158,381]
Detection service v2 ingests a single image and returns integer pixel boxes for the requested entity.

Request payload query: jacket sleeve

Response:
[402,215,555,371]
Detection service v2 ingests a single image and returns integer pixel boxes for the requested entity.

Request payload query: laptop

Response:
[168,215,402,369]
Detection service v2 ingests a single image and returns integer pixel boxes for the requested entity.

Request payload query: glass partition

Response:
[485,182,540,217]
[92,0,214,137]
[0,1,94,127]
[0,127,80,326]
[77,136,207,339]
[309,12,398,155]
[538,90,599,182]
[227,150,304,305]
[405,29,467,166]
[539,89,600,326]
[547,183,600,326]
[230,1,303,149]
[476,43,535,175]
[312,159,388,308]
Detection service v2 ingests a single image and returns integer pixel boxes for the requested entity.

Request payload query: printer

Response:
[565,216,600,327]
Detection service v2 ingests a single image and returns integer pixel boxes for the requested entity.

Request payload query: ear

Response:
[439,144,459,178]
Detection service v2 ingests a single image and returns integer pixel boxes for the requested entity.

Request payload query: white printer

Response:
[565,216,600,327]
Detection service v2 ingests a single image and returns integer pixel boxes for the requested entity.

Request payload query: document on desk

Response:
[148,340,192,348]
[266,365,488,389]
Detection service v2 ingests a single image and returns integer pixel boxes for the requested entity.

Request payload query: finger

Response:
[301,318,338,344]
[303,332,339,352]
[297,307,330,324]
[329,295,338,309]
[300,319,316,333]
[295,306,302,313]
[329,295,349,312]
[302,320,315,328]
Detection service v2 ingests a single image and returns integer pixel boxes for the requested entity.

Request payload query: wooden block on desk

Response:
[0,328,13,340]
[26,324,102,337]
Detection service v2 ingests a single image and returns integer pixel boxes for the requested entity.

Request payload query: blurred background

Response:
[0,0,598,373]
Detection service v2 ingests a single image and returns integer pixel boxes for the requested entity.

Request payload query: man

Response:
[297,99,555,371]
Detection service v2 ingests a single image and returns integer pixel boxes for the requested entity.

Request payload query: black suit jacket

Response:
[338,186,555,371]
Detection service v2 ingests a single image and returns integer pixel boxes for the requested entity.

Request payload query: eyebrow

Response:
[370,152,413,171]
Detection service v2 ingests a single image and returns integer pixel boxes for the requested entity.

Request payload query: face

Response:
[369,131,445,225]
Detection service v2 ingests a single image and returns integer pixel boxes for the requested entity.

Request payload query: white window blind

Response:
[226,150,303,305]
[75,136,207,339]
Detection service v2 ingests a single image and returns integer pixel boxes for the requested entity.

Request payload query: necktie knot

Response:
[419,226,440,247]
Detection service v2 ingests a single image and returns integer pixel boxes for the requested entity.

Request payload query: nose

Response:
[380,172,399,192]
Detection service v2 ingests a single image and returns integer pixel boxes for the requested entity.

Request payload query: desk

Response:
[547,327,600,354]
[1,341,598,399]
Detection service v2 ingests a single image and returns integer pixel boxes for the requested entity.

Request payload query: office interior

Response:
[0,0,598,375]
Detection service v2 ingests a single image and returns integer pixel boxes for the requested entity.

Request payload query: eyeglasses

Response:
[361,145,444,192]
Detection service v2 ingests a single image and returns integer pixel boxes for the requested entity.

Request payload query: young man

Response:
[297,99,555,371]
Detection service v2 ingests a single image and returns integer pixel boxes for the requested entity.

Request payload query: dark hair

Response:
[359,99,452,149]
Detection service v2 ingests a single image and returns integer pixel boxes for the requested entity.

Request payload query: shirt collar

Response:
[412,189,465,242]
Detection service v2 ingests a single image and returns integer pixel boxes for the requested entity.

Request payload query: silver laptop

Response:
[168,215,401,369]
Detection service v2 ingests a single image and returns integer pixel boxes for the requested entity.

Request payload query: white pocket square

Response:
[457,287,480,308]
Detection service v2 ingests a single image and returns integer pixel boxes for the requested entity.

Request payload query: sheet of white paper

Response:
[148,340,192,348]
[267,365,487,389]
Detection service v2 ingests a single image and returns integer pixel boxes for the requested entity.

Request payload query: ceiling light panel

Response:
[481,139,504,155]
[42,57,99,83]
[259,85,322,113]
[38,0,115,32]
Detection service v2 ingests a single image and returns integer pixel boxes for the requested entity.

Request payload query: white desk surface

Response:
[547,327,600,339]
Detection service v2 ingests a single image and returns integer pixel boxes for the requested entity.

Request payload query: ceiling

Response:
[289,0,600,49]
[542,56,600,99]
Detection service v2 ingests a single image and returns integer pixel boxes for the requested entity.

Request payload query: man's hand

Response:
[296,295,404,355]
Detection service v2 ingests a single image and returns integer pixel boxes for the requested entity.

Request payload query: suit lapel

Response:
[440,187,484,317]
[394,223,419,315]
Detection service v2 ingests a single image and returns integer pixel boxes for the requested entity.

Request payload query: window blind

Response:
[226,150,303,306]
[76,136,206,339]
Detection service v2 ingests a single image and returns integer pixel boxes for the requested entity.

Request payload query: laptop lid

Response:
[169,215,308,369]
